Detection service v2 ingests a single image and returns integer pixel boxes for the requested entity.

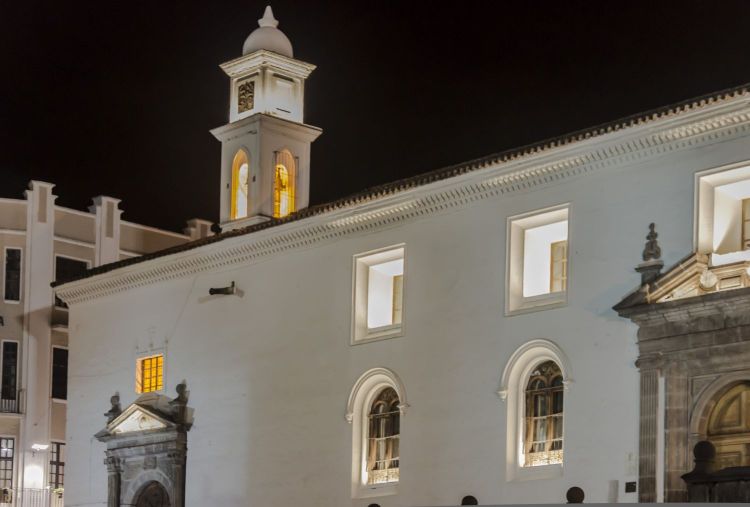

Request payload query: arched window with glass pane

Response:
[273,149,296,218]
[231,150,250,219]
[524,360,563,466]
[367,387,400,485]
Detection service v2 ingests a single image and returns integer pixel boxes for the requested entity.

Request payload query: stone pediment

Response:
[106,403,175,436]
[108,405,173,435]
[615,252,750,311]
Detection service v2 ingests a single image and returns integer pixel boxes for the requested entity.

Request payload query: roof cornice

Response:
[55,89,750,305]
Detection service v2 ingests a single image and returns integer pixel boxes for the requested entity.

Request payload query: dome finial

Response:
[258,5,279,28]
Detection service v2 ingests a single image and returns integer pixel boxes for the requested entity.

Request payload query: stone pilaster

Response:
[90,196,122,267]
[637,364,659,502]
[665,362,690,502]
[105,455,122,507]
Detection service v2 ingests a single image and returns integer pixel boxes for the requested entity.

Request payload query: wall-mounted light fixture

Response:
[209,281,236,296]
[31,443,48,457]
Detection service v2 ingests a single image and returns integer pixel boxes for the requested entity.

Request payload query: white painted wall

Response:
[63,128,750,507]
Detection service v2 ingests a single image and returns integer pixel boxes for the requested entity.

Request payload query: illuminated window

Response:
[696,164,750,265]
[136,355,163,394]
[366,387,400,485]
[0,438,13,489]
[523,361,564,467]
[352,246,405,343]
[49,442,65,489]
[347,367,407,498]
[273,150,296,218]
[231,150,250,219]
[506,205,569,314]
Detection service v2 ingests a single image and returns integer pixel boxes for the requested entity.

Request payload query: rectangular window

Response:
[4,248,21,302]
[1,342,17,403]
[54,256,89,307]
[136,354,164,394]
[352,246,405,343]
[51,348,68,400]
[49,442,65,489]
[0,437,13,489]
[507,205,569,315]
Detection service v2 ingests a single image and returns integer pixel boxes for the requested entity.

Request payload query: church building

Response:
[55,6,750,506]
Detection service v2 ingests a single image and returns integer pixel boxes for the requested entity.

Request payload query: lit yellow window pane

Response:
[136,354,164,394]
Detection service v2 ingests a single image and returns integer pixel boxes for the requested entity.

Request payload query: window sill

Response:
[3,300,20,305]
[509,462,563,482]
[506,291,567,316]
[351,324,403,345]
[355,482,398,499]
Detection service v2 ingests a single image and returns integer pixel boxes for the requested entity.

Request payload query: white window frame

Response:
[505,204,570,316]
[694,161,750,264]
[0,434,17,491]
[3,247,22,304]
[498,339,572,482]
[50,345,69,403]
[346,367,408,499]
[351,245,406,344]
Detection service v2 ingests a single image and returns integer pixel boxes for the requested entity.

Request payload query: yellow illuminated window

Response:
[231,150,250,220]
[550,240,567,293]
[136,355,163,394]
[273,150,296,218]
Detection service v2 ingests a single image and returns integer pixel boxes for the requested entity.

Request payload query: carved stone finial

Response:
[642,223,662,261]
[105,393,122,423]
[636,223,664,285]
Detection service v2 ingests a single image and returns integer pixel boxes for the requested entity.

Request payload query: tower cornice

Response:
[220,49,315,80]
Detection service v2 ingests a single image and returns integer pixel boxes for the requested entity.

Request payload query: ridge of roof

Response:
[52,82,750,288]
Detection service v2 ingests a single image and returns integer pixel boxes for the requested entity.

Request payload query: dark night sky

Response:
[2,1,750,232]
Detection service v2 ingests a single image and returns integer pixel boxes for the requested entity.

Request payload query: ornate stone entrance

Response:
[95,383,193,507]
[615,226,750,501]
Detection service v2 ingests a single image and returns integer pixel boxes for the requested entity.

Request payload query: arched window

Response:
[367,387,400,485]
[231,150,250,219]
[707,381,750,468]
[524,360,563,466]
[499,339,571,481]
[273,150,296,218]
[346,368,408,498]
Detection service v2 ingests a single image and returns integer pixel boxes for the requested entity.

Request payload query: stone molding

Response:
[56,95,750,305]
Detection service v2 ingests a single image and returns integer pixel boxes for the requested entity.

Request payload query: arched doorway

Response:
[707,381,750,469]
[135,481,171,507]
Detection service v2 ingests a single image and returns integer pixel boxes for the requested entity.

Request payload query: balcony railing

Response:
[0,392,21,415]
[0,487,63,507]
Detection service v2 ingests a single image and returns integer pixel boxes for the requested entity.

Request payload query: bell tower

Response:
[211,6,322,230]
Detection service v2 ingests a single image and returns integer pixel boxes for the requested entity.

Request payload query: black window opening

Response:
[51,348,68,400]
[54,257,89,307]
[0,438,14,489]
[1,342,18,402]
[49,442,65,489]
[3,249,21,302]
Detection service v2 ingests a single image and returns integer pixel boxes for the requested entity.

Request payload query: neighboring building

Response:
[55,6,750,507]
[0,182,210,506]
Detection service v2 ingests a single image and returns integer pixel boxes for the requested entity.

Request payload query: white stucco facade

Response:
[54,7,750,507]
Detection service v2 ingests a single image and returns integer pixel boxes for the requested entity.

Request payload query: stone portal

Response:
[95,383,192,507]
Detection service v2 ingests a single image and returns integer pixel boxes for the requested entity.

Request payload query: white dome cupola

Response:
[242,5,293,58]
